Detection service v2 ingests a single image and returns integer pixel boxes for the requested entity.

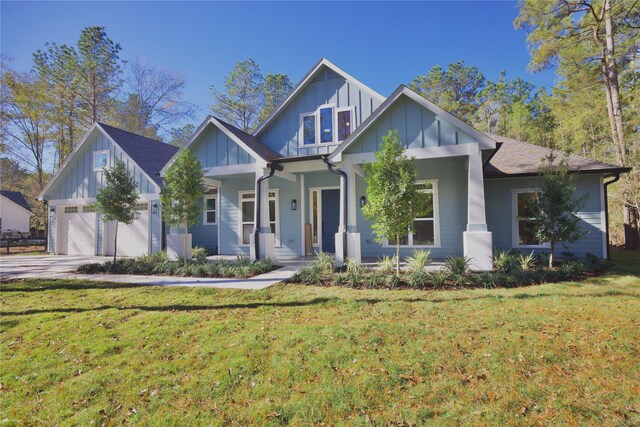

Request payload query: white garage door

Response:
[57,205,96,255]
[105,202,150,257]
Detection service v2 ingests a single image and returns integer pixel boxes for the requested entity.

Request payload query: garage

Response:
[57,205,97,255]
[104,202,150,257]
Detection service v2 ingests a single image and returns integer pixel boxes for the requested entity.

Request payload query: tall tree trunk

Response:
[549,241,554,268]
[113,221,118,264]
[183,220,188,267]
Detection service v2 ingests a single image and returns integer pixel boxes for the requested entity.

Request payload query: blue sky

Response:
[2,1,556,123]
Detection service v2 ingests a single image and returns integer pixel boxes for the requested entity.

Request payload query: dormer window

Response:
[300,105,355,147]
[93,150,109,171]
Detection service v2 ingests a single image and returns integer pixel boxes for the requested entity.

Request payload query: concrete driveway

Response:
[0,255,109,281]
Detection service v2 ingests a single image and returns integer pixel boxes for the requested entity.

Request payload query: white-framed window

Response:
[203,192,217,225]
[512,189,547,248]
[383,180,440,248]
[93,150,110,171]
[82,205,96,213]
[238,190,280,246]
[299,104,355,146]
[134,202,149,211]
[64,206,79,214]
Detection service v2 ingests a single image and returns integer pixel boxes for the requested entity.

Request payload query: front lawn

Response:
[1,250,639,425]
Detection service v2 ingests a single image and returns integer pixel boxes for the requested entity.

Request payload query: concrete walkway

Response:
[0,255,305,290]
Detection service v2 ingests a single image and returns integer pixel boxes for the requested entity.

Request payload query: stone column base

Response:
[167,233,192,261]
[463,231,493,271]
[250,232,275,261]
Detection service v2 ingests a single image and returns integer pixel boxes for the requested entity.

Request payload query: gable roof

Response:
[484,134,631,177]
[0,190,33,214]
[39,123,179,200]
[161,116,280,174]
[97,123,179,186]
[253,57,386,137]
[328,85,497,161]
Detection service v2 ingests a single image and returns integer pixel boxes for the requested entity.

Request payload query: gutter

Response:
[603,173,621,260]
[322,156,348,262]
[483,142,503,167]
[254,163,283,260]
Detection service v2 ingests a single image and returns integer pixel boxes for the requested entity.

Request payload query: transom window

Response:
[64,206,79,213]
[203,191,218,225]
[385,180,440,248]
[82,205,96,213]
[513,190,545,247]
[93,150,109,171]
[300,105,355,146]
[238,190,279,246]
[134,202,149,211]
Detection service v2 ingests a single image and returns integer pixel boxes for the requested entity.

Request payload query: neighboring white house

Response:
[0,190,34,234]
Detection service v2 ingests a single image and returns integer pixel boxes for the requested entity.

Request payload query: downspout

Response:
[254,163,281,260]
[322,157,348,262]
[603,173,621,260]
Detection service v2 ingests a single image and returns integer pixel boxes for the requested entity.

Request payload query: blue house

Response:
[41,59,629,269]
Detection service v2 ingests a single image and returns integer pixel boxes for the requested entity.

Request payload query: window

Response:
[385,180,439,247]
[513,190,544,247]
[93,150,109,171]
[319,106,334,143]
[302,114,316,146]
[134,202,149,211]
[238,190,279,246]
[82,205,96,213]
[300,104,356,146]
[337,107,354,142]
[204,194,217,224]
[64,206,78,214]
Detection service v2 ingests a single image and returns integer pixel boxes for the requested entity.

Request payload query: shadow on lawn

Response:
[0,281,149,292]
[3,290,638,317]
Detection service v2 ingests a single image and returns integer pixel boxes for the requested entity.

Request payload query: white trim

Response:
[254,57,385,137]
[300,174,306,256]
[93,149,110,172]
[341,144,477,165]
[308,186,340,251]
[300,110,317,147]
[381,180,441,249]
[298,103,342,148]
[511,188,550,249]
[328,86,496,162]
[203,193,218,225]
[600,176,607,258]
[204,163,262,177]
[46,193,161,206]
[237,189,281,247]
[161,116,269,175]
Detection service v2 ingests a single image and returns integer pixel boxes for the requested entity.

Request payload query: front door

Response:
[321,189,340,253]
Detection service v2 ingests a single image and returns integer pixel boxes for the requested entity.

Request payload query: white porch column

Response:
[345,165,361,263]
[463,145,493,270]
[250,169,275,261]
[334,169,348,267]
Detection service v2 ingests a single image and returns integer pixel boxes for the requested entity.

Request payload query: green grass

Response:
[1,250,639,425]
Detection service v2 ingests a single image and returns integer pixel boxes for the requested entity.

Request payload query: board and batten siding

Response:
[344,95,477,155]
[188,197,219,253]
[192,125,256,168]
[47,130,156,200]
[356,157,468,258]
[485,174,605,258]
[257,66,383,157]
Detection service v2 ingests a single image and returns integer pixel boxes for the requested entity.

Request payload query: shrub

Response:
[428,271,450,288]
[316,251,335,274]
[76,262,104,274]
[408,270,429,289]
[537,252,552,267]
[518,251,537,271]
[366,272,385,288]
[473,272,496,289]
[295,264,322,285]
[444,256,471,276]
[406,249,431,272]
[386,274,400,288]
[494,250,519,273]
[377,255,396,275]
[192,247,210,263]
[236,255,251,267]
[345,258,366,287]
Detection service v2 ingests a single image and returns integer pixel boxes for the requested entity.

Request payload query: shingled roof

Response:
[0,190,32,213]
[98,123,180,186]
[484,134,630,178]
[214,117,281,162]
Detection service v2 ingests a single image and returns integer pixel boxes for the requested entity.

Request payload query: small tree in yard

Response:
[362,130,429,274]
[161,149,204,266]
[534,151,589,267]
[96,159,139,263]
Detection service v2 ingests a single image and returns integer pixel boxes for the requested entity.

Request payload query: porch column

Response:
[345,165,361,263]
[334,168,348,266]
[463,144,493,270]
[250,169,275,261]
